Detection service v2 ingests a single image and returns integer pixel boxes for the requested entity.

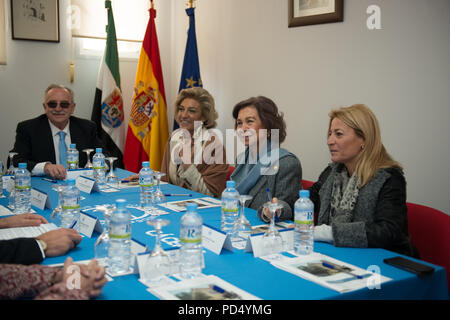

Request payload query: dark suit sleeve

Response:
[257,155,303,222]
[0,238,44,265]
[11,122,39,171]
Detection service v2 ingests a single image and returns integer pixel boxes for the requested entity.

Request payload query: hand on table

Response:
[0,213,48,229]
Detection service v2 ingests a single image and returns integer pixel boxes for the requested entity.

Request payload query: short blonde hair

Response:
[174,87,218,129]
[328,104,402,187]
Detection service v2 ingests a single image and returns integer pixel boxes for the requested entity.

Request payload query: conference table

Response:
[3,168,448,300]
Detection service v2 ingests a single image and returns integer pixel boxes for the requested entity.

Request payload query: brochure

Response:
[271,252,391,293]
[160,197,221,212]
[148,274,260,300]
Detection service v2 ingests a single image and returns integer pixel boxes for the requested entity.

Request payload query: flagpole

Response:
[187,0,195,8]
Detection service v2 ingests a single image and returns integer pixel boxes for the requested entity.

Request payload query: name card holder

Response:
[245,228,294,258]
[78,211,103,238]
[31,188,52,210]
[135,247,181,279]
[202,224,234,255]
[76,175,99,194]
[66,168,94,180]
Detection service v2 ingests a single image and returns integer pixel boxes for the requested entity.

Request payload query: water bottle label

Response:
[222,207,238,213]
[15,185,30,190]
[140,182,154,187]
[62,204,80,210]
[295,211,314,225]
[180,228,202,243]
[110,233,131,239]
[93,166,105,170]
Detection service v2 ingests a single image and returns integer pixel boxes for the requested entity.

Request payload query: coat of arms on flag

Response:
[101,87,124,129]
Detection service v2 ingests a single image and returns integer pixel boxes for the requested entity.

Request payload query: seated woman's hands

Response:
[55,257,108,298]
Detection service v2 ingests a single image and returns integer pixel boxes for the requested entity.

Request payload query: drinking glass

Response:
[5,152,18,175]
[50,184,65,226]
[106,157,119,188]
[231,195,253,241]
[83,149,94,169]
[94,204,115,266]
[142,219,171,285]
[151,171,166,208]
[262,202,284,260]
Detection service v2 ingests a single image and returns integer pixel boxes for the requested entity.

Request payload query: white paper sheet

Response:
[0,223,58,240]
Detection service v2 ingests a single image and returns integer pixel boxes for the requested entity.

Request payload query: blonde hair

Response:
[328,104,402,187]
[174,87,218,129]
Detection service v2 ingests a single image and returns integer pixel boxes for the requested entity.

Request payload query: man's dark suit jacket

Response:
[0,238,43,264]
[11,114,105,171]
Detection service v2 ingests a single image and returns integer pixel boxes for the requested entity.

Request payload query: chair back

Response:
[227,166,235,181]
[407,202,450,292]
[302,179,314,190]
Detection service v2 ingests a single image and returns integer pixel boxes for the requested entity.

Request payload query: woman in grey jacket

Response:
[230,96,302,222]
[310,104,417,257]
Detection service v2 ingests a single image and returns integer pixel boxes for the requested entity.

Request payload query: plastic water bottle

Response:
[179,203,203,279]
[14,163,31,214]
[67,143,79,170]
[61,179,80,230]
[92,147,106,189]
[221,180,240,234]
[108,199,132,275]
[294,189,314,255]
[139,161,154,211]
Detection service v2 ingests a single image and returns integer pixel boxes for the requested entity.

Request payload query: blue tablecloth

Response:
[2,169,448,300]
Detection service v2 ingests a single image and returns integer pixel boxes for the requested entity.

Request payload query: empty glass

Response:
[94,204,115,266]
[50,184,65,226]
[5,152,18,175]
[142,219,171,285]
[151,171,166,208]
[83,149,94,169]
[262,202,284,260]
[231,195,253,241]
[106,157,119,188]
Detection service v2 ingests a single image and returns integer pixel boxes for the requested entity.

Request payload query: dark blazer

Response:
[239,154,302,222]
[11,114,106,171]
[0,238,43,265]
[309,163,418,257]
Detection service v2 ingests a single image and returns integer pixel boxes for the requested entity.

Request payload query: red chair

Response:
[302,179,314,190]
[227,166,235,181]
[406,202,450,292]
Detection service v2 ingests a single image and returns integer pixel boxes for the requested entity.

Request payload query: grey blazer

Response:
[243,154,302,222]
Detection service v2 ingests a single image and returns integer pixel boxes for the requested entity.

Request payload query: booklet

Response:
[0,223,58,240]
[270,252,391,293]
[159,197,221,212]
[148,274,260,300]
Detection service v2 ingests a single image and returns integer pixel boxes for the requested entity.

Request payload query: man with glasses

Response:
[10,84,105,180]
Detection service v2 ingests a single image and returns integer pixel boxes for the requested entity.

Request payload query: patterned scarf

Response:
[329,166,360,224]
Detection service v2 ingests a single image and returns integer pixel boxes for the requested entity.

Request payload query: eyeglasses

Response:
[46,101,72,109]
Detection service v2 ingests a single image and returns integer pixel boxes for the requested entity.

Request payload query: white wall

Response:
[1,0,449,215]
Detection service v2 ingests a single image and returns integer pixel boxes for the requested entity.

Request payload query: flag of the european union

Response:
[174,7,202,130]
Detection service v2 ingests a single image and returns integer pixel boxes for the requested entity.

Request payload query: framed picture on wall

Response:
[288,0,344,28]
[11,0,60,42]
